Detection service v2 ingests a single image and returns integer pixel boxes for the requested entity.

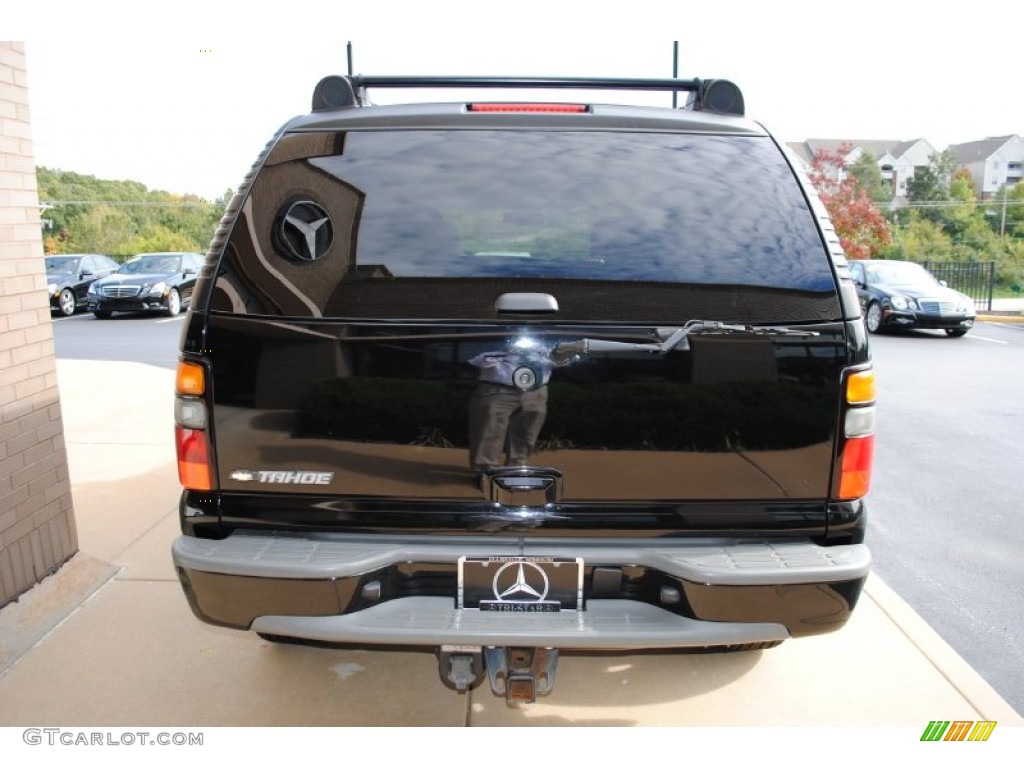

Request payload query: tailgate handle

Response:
[485,467,563,506]
[495,293,559,313]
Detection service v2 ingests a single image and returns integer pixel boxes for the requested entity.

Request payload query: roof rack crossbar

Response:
[351,75,703,93]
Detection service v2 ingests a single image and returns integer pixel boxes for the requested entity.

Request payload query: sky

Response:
[11,1,1023,202]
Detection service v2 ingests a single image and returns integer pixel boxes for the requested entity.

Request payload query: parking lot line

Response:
[966,334,1009,345]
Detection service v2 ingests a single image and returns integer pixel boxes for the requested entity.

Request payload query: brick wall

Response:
[0,42,78,607]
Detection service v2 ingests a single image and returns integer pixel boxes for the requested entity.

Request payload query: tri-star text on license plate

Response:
[458,556,584,612]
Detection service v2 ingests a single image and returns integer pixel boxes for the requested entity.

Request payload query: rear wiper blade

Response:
[551,320,818,362]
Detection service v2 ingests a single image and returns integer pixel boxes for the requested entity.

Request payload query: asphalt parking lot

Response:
[866,316,1024,713]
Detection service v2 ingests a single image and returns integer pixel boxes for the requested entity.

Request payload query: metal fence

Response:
[922,261,996,311]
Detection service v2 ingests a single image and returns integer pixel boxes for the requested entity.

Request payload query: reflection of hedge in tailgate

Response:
[544,380,833,451]
[299,378,475,445]
[297,378,833,451]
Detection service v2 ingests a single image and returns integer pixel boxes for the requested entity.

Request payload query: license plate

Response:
[458,556,584,612]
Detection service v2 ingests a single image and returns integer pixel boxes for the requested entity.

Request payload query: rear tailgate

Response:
[188,125,849,536]
[206,312,844,504]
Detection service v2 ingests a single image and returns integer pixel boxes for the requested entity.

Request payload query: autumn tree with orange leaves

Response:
[809,144,891,260]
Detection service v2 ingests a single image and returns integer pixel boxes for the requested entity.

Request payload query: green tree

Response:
[880,216,952,261]
[906,149,958,205]
[36,167,227,256]
[809,144,891,259]
[935,169,986,246]
[904,149,963,232]
[64,205,137,255]
[123,224,202,254]
[847,151,892,204]
[988,184,1024,238]
[950,217,1002,262]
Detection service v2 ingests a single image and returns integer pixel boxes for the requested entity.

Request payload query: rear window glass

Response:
[120,254,182,273]
[209,130,838,321]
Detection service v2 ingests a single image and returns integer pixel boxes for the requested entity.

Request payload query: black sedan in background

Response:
[850,259,976,337]
[87,252,204,318]
[45,254,120,316]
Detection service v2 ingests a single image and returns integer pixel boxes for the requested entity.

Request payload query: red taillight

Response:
[176,426,212,491]
[175,360,213,490]
[834,366,875,500]
[838,435,874,499]
[468,103,588,113]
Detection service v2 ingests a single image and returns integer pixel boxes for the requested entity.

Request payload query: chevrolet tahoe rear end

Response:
[171,75,873,703]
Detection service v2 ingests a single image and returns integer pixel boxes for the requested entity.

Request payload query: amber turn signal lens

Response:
[846,369,875,405]
[176,361,205,396]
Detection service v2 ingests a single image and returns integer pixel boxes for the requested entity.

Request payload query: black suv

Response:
[172,75,875,703]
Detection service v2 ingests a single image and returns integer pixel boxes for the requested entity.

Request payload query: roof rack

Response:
[311,75,744,117]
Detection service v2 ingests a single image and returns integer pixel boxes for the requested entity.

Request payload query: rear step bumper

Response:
[251,598,790,649]
[173,533,870,644]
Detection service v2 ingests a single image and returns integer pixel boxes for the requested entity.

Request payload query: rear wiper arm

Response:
[551,320,818,362]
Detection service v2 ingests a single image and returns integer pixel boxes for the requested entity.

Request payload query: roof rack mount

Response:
[311,75,744,117]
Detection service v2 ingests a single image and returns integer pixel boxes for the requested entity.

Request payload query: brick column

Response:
[0,42,78,606]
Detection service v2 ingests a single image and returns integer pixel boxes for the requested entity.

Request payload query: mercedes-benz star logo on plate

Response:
[277,200,333,261]
[492,560,550,603]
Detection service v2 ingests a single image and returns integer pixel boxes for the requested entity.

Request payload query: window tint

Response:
[122,255,182,274]
[45,256,80,273]
[210,130,840,322]
[866,261,938,287]
[311,131,831,290]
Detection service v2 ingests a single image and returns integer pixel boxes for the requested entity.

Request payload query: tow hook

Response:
[484,646,559,705]
[438,645,485,692]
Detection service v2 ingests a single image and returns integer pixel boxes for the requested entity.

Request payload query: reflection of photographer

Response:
[467,339,554,475]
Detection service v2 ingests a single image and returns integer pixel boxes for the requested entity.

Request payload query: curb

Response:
[977,313,1024,324]
[864,575,1023,723]
[0,553,119,677]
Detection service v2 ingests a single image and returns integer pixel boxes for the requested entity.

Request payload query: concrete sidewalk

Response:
[988,297,1024,312]
[0,358,1020,726]
[980,297,1024,322]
